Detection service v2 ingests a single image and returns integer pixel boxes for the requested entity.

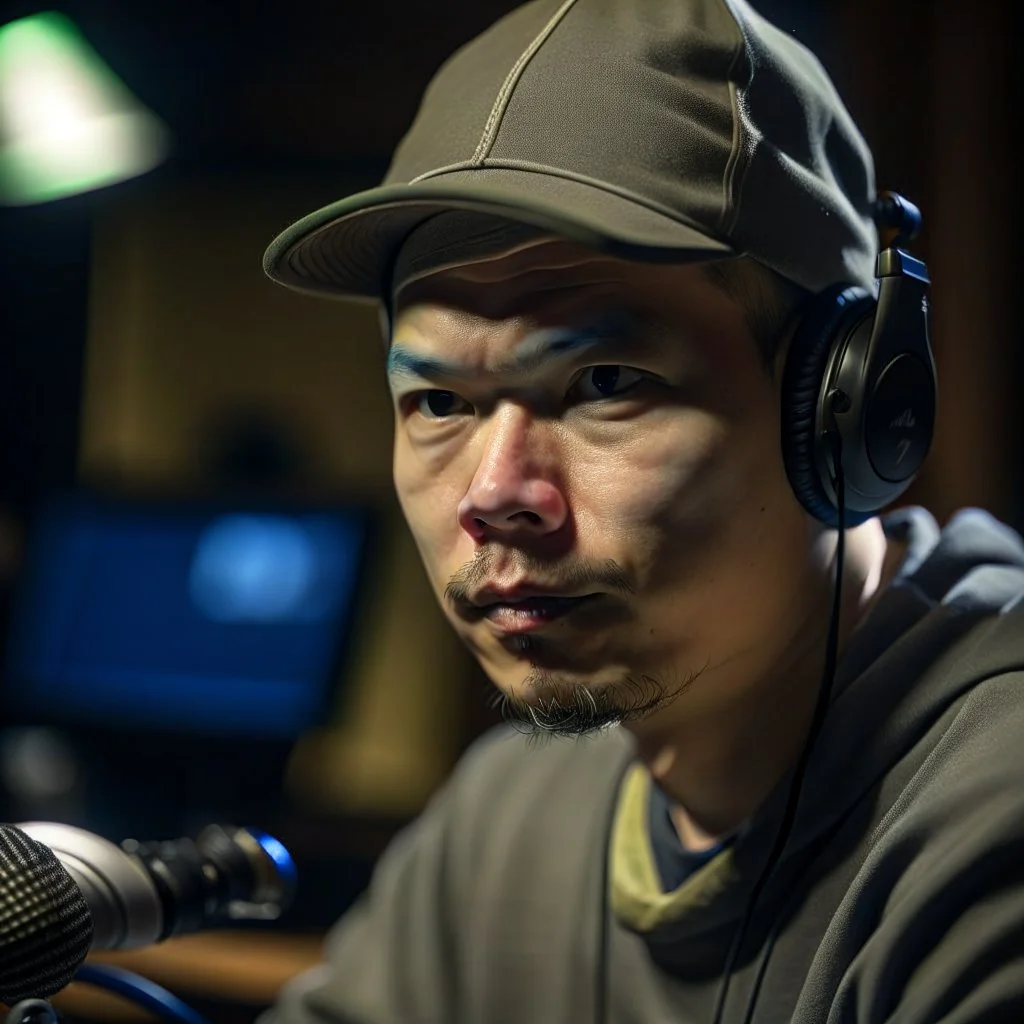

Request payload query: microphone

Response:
[0,821,296,1006]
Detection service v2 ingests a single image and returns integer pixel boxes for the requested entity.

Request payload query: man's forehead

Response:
[385,214,747,353]
[388,235,643,374]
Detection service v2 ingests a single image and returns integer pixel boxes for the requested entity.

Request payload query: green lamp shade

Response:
[0,11,169,205]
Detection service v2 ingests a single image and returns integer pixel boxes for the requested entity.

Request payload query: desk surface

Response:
[52,931,326,1022]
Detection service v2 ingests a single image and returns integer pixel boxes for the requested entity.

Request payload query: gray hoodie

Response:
[264,507,1024,1023]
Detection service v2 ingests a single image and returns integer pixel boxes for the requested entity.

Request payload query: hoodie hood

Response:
[612,506,1024,970]
[885,505,1024,610]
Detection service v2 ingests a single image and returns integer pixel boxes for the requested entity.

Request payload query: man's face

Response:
[388,239,828,736]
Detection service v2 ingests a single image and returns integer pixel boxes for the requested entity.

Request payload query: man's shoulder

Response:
[886,669,1024,854]
[922,603,1024,780]
[940,668,1024,780]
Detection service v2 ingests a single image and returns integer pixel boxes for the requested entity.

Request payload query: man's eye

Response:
[415,390,471,419]
[570,365,646,401]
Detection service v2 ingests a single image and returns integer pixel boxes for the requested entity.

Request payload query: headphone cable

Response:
[596,414,848,1024]
[711,419,847,1024]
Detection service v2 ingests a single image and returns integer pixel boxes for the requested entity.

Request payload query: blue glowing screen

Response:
[3,496,370,737]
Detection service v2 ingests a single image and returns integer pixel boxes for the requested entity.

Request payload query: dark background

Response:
[1,0,1019,526]
[0,0,1019,1018]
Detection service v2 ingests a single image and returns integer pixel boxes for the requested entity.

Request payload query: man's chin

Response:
[489,667,693,739]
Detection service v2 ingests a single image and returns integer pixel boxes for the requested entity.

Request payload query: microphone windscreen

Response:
[0,823,93,1005]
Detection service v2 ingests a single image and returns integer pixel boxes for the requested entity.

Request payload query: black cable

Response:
[596,417,848,1024]
[711,423,847,1024]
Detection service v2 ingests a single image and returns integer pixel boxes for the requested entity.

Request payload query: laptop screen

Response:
[3,493,372,739]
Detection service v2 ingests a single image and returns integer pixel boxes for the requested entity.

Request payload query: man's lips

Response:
[474,593,599,634]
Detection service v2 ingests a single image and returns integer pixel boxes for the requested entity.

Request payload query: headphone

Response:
[780,191,937,528]
[704,192,938,1024]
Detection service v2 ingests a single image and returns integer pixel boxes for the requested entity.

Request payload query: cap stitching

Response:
[715,0,753,237]
[469,0,582,167]
[720,77,749,237]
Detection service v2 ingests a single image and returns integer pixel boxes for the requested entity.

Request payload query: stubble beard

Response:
[490,650,702,739]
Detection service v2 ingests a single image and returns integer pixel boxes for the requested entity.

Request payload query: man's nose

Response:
[456,406,568,542]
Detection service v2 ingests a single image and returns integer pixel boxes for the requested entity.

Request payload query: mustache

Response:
[444,551,635,609]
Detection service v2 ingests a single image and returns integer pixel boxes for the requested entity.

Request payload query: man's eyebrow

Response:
[386,348,463,383]
[386,319,636,386]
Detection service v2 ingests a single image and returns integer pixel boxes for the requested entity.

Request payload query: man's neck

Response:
[626,518,904,852]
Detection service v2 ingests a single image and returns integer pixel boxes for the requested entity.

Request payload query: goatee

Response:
[491,660,700,738]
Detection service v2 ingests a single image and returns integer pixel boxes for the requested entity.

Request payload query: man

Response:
[260,1,1024,1021]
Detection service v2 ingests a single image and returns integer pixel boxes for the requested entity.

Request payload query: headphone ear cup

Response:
[780,285,875,527]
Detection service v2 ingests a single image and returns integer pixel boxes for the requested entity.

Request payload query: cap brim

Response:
[263,167,734,300]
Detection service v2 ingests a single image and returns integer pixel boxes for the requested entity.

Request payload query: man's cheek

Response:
[596,447,716,528]
[406,500,470,589]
